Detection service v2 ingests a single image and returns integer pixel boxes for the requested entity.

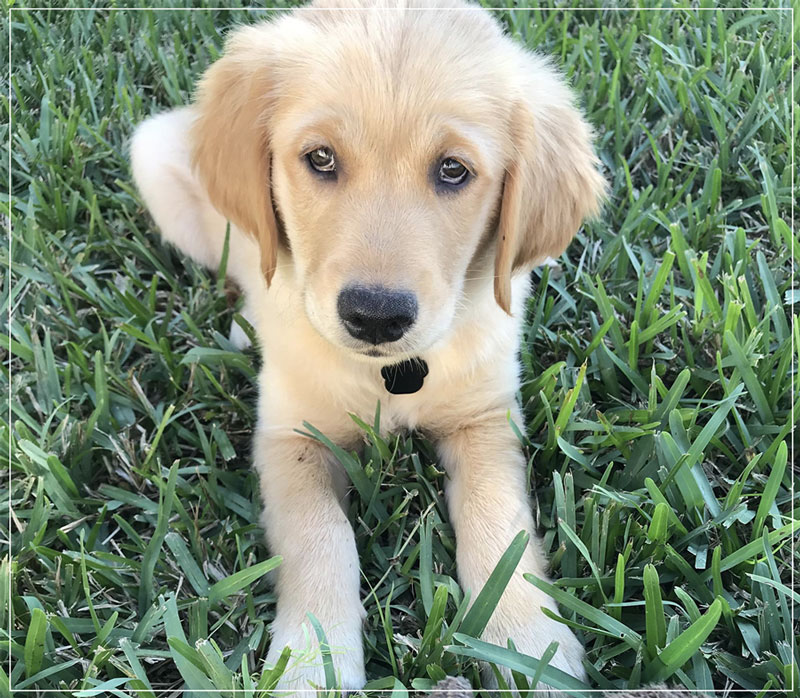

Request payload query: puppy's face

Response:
[269,55,507,359]
[191,2,605,361]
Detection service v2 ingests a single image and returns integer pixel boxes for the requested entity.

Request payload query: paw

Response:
[266,617,366,696]
[481,609,586,696]
[228,300,256,350]
[228,320,252,350]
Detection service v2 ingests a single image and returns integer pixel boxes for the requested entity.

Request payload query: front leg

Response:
[256,430,366,694]
[437,408,586,691]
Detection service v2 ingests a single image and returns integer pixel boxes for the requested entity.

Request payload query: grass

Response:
[2,0,797,695]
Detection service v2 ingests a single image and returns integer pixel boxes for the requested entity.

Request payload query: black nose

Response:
[337,285,418,345]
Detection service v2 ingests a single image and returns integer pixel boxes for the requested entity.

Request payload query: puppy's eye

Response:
[306,146,337,174]
[437,157,469,186]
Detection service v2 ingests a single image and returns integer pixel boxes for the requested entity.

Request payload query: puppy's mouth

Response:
[343,333,429,363]
[350,342,415,362]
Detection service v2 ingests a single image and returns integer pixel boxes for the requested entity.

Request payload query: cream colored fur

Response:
[131,1,605,695]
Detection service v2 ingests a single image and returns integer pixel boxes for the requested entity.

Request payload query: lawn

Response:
[3,1,797,696]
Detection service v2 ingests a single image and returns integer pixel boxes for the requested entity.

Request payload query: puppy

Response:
[131,0,605,693]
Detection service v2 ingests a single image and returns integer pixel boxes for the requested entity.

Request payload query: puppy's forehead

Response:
[276,2,516,135]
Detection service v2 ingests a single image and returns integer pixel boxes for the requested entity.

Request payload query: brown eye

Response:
[307,146,336,174]
[438,157,469,186]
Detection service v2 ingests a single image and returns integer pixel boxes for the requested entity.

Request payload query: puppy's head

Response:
[192,0,605,360]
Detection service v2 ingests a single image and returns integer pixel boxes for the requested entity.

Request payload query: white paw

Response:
[229,320,252,350]
[228,301,256,350]
[266,617,366,696]
[481,608,586,696]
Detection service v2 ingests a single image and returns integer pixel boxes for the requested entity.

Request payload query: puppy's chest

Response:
[370,391,428,434]
[342,360,480,437]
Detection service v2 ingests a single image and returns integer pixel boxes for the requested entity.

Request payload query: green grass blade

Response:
[449,634,592,697]
[307,612,337,691]
[724,330,774,422]
[23,608,48,679]
[751,441,787,539]
[643,564,666,657]
[459,530,528,639]
[643,598,723,683]
[206,557,282,605]
[525,573,642,650]
[138,463,179,612]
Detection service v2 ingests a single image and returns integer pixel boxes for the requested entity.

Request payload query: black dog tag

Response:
[381,359,429,394]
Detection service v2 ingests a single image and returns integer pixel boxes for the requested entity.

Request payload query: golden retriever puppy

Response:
[132,0,604,693]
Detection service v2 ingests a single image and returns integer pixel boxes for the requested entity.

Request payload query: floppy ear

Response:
[191,27,280,285]
[494,56,606,313]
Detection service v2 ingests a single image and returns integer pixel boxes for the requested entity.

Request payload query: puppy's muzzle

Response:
[337,285,418,345]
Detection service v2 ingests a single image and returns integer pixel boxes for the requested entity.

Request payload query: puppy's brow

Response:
[433,122,497,176]
[287,109,350,149]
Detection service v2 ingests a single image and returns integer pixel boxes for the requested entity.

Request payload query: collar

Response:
[380,358,429,394]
